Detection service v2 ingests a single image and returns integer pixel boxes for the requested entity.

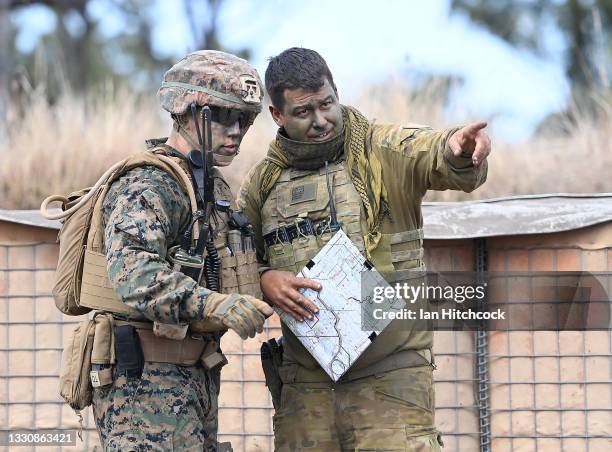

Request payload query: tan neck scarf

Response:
[260,105,389,259]
[276,126,345,170]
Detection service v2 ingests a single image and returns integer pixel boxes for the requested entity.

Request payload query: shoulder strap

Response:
[40,160,126,221]
[87,148,200,253]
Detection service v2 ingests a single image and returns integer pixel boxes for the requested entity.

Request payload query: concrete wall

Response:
[1,220,611,451]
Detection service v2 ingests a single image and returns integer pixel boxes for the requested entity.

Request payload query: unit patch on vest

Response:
[290,183,317,204]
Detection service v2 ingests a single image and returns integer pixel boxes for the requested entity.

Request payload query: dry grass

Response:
[1,78,611,209]
[433,89,612,201]
[1,86,167,209]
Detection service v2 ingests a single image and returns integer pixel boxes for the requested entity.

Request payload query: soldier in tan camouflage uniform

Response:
[238,47,491,451]
[91,50,273,451]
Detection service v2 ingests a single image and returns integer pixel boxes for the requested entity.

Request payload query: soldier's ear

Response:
[269,104,284,128]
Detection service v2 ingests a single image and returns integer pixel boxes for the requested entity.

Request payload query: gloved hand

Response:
[203,292,274,339]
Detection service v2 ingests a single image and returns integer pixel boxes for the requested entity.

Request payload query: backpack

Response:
[40,148,199,316]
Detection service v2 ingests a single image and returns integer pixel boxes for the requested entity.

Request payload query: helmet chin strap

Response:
[173,119,238,165]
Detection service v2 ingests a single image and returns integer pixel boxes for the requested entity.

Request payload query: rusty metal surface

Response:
[2,194,612,239]
[0,209,61,230]
[422,193,612,239]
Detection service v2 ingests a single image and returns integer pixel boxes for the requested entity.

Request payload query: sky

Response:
[11,0,571,141]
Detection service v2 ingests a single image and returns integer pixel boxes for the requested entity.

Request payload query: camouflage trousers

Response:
[273,365,442,452]
[92,362,219,451]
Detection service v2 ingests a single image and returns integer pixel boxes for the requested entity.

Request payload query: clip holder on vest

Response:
[264,218,313,246]
[228,210,257,255]
[168,245,205,270]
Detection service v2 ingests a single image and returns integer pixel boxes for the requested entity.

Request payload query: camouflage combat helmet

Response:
[158,50,263,115]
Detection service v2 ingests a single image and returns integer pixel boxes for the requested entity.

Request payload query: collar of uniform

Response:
[144,137,192,163]
[276,126,345,170]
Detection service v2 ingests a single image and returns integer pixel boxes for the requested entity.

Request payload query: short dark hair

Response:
[265,47,337,110]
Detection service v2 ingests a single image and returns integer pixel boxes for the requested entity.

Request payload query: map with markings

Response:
[275,230,404,381]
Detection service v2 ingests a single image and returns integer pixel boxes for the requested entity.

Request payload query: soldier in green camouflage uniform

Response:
[92,50,273,451]
[238,48,491,451]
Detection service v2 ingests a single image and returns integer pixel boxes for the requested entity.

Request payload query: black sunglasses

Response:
[209,106,255,129]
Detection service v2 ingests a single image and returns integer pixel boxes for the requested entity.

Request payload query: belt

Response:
[114,319,222,366]
[344,349,433,381]
[279,349,434,384]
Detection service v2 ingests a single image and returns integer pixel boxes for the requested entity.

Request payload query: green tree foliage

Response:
[451,0,611,89]
[2,0,250,96]
[452,0,612,134]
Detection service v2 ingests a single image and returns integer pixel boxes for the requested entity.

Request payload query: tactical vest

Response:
[260,158,431,374]
[261,159,424,274]
[262,160,363,271]
[64,148,260,326]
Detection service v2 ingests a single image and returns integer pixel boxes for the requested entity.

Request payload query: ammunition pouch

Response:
[263,218,348,273]
[260,337,284,410]
[220,234,262,299]
[263,217,344,247]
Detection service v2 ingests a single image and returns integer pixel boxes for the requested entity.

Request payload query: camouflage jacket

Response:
[238,116,488,372]
[101,162,213,323]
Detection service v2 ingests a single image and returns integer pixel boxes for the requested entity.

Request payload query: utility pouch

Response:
[220,252,239,294]
[114,325,144,378]
[236,250,261,298]
[90,313,115,388]
[260,337,284,410]
[60,319,96,411]
[292,235,320,270]
[200,340,228,371]
[267,242,296,273]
